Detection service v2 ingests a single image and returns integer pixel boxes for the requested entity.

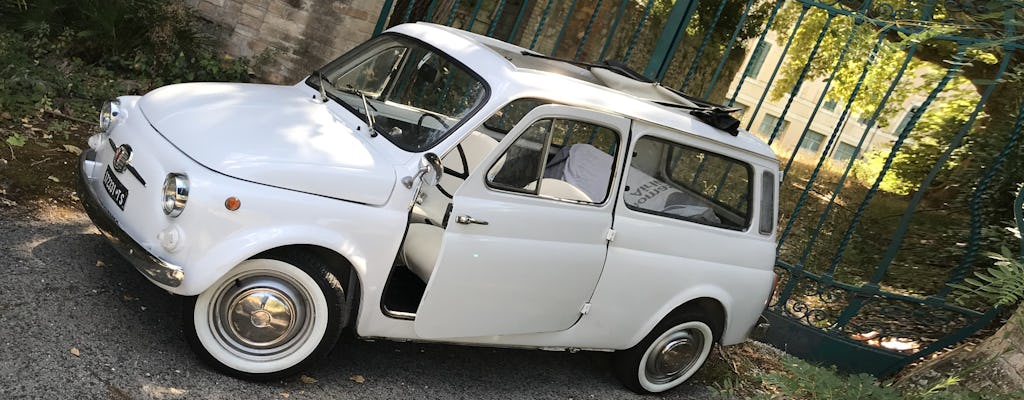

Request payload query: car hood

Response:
[138,82,396,205]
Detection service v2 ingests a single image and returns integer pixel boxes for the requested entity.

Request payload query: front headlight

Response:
[162,173,189,217]
[99,99,120,132]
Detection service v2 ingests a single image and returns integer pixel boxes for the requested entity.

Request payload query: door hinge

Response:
[580,302,592,315]
[605,228,616,242]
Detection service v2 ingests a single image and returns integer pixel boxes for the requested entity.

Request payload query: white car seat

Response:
[401,223,444,282]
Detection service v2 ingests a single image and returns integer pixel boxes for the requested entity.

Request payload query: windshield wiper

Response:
[315,71,330,104]
[339,85,379,138]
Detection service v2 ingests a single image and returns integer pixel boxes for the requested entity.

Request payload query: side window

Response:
[487,118,619,203]
[625,137,752,230]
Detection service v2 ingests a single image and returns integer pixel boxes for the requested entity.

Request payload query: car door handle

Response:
[455,215,489,225]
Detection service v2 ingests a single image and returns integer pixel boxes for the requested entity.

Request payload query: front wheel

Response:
[613,310,715,394]
[184,252,345,380]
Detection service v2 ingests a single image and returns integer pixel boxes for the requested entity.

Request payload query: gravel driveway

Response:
[0,206,720,399]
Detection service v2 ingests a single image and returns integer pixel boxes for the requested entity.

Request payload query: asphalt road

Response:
[0,206,720,399]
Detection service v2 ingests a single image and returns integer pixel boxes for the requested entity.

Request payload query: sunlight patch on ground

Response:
[142,385,188,399]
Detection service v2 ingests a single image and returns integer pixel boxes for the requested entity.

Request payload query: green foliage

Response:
[755,356,1024,400]
[759,361,897,400]
[951,246,1024,307]
[770,3,925,127]
[0,0,262,124]
[5,132,26,147]
[0,0,258,85]
[852,82,980,195]
[0,27,120,118]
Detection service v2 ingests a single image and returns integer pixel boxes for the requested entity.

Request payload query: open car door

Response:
[415,105,630,338]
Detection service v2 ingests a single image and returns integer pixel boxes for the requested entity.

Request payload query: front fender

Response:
[174,225,375,296]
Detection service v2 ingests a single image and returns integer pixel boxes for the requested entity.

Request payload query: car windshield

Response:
[309,34,488,152]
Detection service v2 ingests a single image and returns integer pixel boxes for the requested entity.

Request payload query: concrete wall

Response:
[188,0,381,83]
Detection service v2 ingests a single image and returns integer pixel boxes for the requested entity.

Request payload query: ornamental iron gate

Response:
[374,0,1024,376]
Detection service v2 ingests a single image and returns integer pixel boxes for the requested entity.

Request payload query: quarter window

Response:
[760,171,775,235]
[484,98,549,133]
[625,137,752,230]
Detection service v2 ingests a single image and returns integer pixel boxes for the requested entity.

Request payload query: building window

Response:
[758,114,789,140]
[733,103,748,120]
[800,130,826,152]
[823,99,837,111]
[857,115,871,125]
[832,142,857,162]
[744,42,771,79]
[895,105,920,134]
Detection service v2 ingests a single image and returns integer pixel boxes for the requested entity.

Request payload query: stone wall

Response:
[187,0,381,83]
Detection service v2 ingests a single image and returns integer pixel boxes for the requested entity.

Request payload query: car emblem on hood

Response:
[113,144,133,173]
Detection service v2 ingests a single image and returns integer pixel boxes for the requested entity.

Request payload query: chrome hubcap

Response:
[645,328,704,384]
[227,288,297,348]
[211,272,313,357]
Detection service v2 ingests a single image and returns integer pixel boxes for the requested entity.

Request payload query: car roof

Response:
[386,23,777,162]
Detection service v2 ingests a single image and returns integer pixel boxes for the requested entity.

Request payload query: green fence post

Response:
[642,0,699,81]
[373,0,397,36]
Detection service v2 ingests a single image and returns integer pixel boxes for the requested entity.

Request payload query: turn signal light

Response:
[224,197,241,211]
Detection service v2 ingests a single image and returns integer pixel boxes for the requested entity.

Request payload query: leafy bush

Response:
[755,357,1024,400]
[0,0,263,123]
[950,246,1024,307]
[0,0,258,84]
[0,0,264,153]
[0,27,120,118]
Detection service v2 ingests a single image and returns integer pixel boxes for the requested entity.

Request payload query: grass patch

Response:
[705,341,1024,399]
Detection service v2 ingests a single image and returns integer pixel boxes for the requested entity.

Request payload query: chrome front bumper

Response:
[79,149,184,287]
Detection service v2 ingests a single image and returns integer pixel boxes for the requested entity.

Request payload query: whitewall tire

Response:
[614,310,716,394]
[184,252,345,379]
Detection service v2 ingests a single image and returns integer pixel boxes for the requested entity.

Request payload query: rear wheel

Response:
[184,252,345,380]
[613,309,715,393]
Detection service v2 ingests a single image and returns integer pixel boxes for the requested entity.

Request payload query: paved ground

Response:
[0,206,720,399]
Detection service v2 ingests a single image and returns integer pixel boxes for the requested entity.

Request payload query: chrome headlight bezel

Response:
[162,173,189,217]
[99,99,120,132]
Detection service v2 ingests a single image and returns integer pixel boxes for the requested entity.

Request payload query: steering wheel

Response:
[413,112,451,143]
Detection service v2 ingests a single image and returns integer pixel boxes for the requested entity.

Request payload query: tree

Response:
[769,0,1023,213]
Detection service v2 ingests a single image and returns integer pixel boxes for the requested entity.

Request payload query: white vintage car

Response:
[78,23,778,393]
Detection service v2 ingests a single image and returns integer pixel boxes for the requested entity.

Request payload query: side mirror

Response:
[421,153,442,186]
[403,153,443,189]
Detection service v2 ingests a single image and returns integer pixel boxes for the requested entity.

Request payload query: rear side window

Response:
[625,137,752,230]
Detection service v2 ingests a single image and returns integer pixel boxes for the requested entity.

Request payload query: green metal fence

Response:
[375,0,1024,376]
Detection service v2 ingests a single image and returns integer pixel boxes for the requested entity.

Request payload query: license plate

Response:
[103,166,129,210]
